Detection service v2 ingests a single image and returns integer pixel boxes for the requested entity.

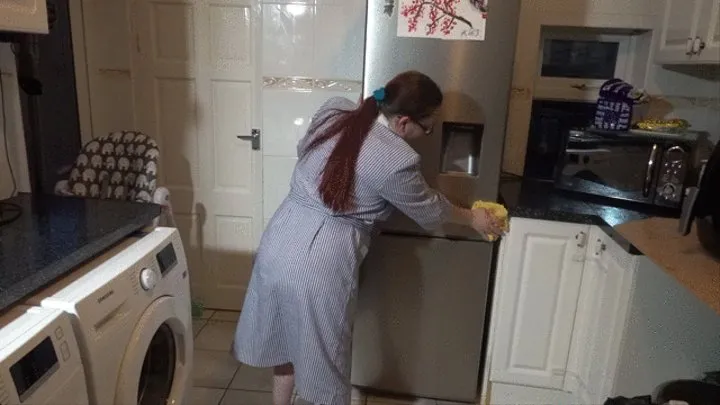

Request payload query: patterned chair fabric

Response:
[66,131,160,203]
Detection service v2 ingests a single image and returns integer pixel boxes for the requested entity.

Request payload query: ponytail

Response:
[305,71,442,213]
[304,97,380,213]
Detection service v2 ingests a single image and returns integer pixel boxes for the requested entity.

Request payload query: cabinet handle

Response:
[595,239,607,256]
[570,84,588,91]
[575,231,587,248]
[686,37,694,55]
[692,37,706,54]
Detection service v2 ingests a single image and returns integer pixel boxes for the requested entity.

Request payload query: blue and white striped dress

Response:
[233,97,452,404]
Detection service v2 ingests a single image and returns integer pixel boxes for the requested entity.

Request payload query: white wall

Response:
[260,0,366,226]
[0,44,30,199]
[643,64,720,144]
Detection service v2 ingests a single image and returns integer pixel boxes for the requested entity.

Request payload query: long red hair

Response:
[304,71,443,213]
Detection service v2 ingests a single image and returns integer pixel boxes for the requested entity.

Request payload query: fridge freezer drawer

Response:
[351,233,494,401]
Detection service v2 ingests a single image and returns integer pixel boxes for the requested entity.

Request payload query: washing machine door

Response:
[114,296,192,405]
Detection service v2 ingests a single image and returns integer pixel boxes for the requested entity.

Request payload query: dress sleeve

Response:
[378,155,452,231]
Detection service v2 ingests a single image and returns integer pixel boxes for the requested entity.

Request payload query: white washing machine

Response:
[26,227,193,405]
[0,305,89,405]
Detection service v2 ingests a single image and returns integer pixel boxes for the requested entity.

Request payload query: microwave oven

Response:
[554,129,704,208]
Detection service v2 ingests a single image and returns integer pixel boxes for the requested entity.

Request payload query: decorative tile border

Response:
[262,76,363,93]
[260,78,719,109]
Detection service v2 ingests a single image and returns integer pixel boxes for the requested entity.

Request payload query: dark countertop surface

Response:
[0,194,161,312]
[498,176,681,254]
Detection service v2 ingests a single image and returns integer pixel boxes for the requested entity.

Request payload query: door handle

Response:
[237,129,261,150]
[686,37,694,55]
[643,144,659,197]
[575,231,587,248]
[565,148,612,154]
[692,36,706,54]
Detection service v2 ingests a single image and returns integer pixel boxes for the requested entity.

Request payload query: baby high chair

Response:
[54,130,175,227]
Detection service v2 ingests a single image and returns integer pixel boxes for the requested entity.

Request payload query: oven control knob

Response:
[139,268,158,291]
[661,184,677,198]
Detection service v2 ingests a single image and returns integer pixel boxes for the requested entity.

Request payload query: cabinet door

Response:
[694,0,720,63]
[490,218,589,390]
[0,0,48,34]
[656,0,702,63]
[565,227,635,404]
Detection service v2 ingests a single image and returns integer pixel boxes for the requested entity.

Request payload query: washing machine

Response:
[0,305,89,405]
[26,227,193,405]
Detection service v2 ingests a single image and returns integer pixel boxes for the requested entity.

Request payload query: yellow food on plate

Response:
[472,200,509,242]
[635,118,690,131]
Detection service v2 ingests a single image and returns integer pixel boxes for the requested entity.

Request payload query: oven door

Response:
[555,139,660,204]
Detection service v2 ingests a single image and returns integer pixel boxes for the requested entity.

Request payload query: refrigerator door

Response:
[350,234,493,401]
[364,0,521,240]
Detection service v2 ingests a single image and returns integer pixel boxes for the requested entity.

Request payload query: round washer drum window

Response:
[138,323,176,405]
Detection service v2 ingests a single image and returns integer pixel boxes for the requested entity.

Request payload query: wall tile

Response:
[309,91,362,111]
[262,89,315,157]
[313,0,365,81]
[263,156,298,219]
[262,4,315,77]
[262,89,362,158]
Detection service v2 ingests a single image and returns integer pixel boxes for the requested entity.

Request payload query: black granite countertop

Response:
[498,176,681,254]
[0,194,161,312]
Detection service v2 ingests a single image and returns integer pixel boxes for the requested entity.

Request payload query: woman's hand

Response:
[470,208,505,240]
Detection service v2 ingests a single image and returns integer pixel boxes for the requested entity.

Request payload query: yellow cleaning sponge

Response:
[472,200,509,242]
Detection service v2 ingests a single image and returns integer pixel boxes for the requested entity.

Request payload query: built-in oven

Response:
[523,100,596,181]
[554,129,700,208]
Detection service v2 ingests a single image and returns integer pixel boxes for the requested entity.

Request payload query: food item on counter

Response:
[634,118,690,132]
[472,200,509,242]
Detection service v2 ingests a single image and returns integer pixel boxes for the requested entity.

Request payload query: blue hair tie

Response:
[372,87,386,102]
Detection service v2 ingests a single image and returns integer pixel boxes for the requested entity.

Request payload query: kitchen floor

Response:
[191,310,473,405]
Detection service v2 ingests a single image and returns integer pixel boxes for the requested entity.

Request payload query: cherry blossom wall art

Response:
[398,0,489,41]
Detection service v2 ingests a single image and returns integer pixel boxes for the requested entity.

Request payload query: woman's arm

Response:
[377,156,451,230]
[448,204,474,226]
[378,156,502,237]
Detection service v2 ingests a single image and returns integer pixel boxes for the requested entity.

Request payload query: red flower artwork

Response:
[400,0,486,36]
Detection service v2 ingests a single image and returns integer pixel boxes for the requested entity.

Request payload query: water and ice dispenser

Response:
[440,122,484,176]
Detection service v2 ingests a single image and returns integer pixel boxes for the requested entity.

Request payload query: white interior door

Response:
[131,0,262,310]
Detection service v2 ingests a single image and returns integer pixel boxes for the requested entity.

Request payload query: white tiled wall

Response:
[261,0,365,224]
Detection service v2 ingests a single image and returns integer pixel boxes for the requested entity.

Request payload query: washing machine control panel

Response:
[139,268,158,291]
[156,242,178,276]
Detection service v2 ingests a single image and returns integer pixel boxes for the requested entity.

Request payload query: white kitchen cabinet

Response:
[488,219,636,405]
[0,0,48,34]
[656,0,720,64]
[490,218,589,390]
[693,0,720,63]
[564,227,636,404]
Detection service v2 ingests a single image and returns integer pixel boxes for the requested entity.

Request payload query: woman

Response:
[233,71,503,405]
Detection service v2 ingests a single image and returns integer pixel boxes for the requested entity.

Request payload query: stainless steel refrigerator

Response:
[350,0,521,402]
